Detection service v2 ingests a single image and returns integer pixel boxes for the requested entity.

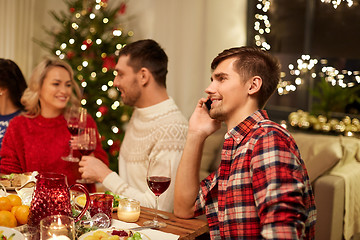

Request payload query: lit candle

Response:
[117,210,141,222]
[117,199,140,222]
[48,234,71,240]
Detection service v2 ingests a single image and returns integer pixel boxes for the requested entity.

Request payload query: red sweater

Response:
[0,114,109,192]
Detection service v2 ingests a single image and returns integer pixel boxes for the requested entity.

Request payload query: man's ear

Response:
[138,67,150,86]
[248,76,262,95]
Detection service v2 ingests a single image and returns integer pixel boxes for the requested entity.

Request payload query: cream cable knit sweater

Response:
[102,98,188,212]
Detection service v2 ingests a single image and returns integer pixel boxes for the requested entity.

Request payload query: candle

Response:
[117,198,140,222]
[117,210,141,222]
[48,235,71,240]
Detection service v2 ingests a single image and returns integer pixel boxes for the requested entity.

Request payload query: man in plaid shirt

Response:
[174,46,316,239]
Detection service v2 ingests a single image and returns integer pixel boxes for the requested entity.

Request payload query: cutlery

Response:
[141,209,169,220]
[128,225,159,231]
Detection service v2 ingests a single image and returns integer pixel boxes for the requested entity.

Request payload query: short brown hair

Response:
[211,46,280,109]
[118,39,168,88]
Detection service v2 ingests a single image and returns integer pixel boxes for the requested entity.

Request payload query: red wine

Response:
[79,149,94,155]
[147,176,171,196]
[67,125,79,135]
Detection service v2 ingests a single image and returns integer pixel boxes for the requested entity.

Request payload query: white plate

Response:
[0,226,25,240]
[78,227,150,240]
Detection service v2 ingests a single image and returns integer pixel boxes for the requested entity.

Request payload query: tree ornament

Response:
[102,55,116,69]
[98,106,109,115]
[109,139,121,156]
[119,3,126,15]
[66,51,75,59]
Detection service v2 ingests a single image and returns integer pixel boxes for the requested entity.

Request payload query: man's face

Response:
[113,55,142,107]
[205,58,250,123]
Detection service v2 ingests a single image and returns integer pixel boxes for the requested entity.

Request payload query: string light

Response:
[254,0,360,95]
[321,0,355,8]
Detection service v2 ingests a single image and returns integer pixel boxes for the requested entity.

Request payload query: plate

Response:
[0,226,25,240]
[0,173,32,190]
[78,227,150,240]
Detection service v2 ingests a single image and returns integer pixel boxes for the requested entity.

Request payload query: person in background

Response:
[78,39,188,212]
[0,59,27,149]
[174,46,316,239]
[0,58,108,192]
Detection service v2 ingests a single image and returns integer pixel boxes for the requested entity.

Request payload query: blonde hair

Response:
[21,58,81,117]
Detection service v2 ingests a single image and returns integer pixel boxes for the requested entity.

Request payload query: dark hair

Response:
[211,46,281,109]
[119,39,168,87]
[0,59,27,110]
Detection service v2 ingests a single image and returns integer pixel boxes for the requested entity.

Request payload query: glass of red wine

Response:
[143,158,171,228]
[75,127,97,184]
[62,107,87,162]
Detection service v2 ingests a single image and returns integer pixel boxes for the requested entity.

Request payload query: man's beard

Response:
[209,107,226,122]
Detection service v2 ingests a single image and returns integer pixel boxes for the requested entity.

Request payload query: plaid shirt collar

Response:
[225,109,269,145]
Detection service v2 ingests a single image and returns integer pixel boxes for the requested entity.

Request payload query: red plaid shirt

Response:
[194,110,316,239]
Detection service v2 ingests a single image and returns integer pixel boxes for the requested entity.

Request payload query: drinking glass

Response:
[40,215,75,240]
[62,107,87,162]
[75,127,97,184]
[143,158,171,228]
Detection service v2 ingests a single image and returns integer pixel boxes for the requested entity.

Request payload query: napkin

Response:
[15,171,38,206]
[111,219,180,240]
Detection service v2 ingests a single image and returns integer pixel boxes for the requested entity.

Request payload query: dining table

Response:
[112,206,209,240]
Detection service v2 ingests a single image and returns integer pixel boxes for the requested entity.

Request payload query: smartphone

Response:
[205,99,212,111]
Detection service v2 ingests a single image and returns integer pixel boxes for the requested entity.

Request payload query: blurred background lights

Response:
[96,99,102,105]
[101,85,108,91]
[111,126,119,134]
[113,30,122,36]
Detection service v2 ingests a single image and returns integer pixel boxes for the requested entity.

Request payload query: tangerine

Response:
[11,205,19,216]
[14,205,29,225]
[7,195,22,207]
[0,197,12,211]
[0,210,17,227]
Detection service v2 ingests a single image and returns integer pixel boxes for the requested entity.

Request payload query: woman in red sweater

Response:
[0,58,108,192]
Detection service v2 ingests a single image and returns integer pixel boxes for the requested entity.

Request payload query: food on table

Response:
[0,173,30,189]
[0,230,15,240]
[82,229,143,240]
[0,195,29,227]
[104,191,123,208]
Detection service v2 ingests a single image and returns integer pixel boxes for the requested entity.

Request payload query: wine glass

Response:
[143,158,171,228]
[75,127,97,184]
[62,107,87,162]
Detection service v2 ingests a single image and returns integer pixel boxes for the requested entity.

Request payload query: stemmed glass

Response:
[143,158,171,228]
[62,107,87,162]
[75,127,97,184]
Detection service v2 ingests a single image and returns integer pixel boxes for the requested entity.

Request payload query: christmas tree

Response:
[36,0,133,171]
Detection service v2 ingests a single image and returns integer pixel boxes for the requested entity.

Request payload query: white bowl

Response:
[0,226,25,240]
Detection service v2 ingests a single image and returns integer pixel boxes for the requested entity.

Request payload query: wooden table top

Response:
[112,207,209,240]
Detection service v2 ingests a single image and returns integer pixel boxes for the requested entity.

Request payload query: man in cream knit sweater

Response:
[79,39,188,212]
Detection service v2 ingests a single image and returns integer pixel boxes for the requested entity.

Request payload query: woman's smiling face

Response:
[39,66,72,117]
